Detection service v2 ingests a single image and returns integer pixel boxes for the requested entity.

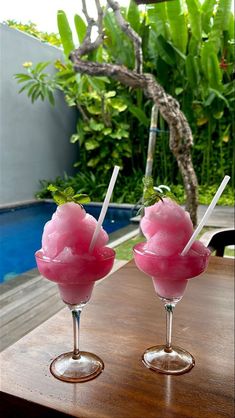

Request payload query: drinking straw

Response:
[181,175,230,256]
[89,165,120,252]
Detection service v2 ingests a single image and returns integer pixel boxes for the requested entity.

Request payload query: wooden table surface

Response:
[0,257,234,418]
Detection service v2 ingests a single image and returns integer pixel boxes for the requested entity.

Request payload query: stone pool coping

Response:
[0,200,140,292]
[0,199,140,211]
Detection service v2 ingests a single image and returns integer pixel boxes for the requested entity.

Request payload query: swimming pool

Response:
[0,201,136,283]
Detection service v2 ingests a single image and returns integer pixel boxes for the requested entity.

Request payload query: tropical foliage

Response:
[35,171,234,206]
[6,20,62,47]
[13,0,235,193]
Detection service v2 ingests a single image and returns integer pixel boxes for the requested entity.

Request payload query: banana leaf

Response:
[57,10,75,58]
[212,0,232,32]
[201,0,217,34]
[147,2,170,39]
[166,0,188,54]
[185,54,200,89]
[207,53,223,91]
[126,0,141,33]
[185,0,202,41]
[154,35,176,66]
[74,14,86,45]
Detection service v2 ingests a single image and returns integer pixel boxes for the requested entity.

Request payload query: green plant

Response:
[114,235,144,261]
[14,61,58,105]
[36,169,143,203]
[47,184,90,205]
[5,20,62,47]
[147,0,234,186]
[35,170,234,207]
[35,172,108,201]
[13,1,234,191]
[15,59,136,174]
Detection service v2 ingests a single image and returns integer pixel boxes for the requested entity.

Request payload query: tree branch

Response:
[107,0,143,73]
[75,0,104,57]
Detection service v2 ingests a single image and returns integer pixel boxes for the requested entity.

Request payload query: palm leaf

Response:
[57,10,75,58]
[185,0,202,41]
[74,14,86,45]
[153,35,176,66]
[201,0,217,34]
[207,53,223,91]
[228,11,235,39]
[147,3,169,39]
[212,0,232,32]
[201,40,215,80]
[104,12,134,67]
[185,54,200,89]
[201,39,223,92]
[126,0,140,33]
[166,0,188,54]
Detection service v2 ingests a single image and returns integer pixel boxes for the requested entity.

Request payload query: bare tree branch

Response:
[107,0,143,73]
[95,0,104,36]
[75,0,104,57]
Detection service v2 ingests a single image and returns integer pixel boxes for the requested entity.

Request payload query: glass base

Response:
[142,345,195,375]
[50,351,104,383]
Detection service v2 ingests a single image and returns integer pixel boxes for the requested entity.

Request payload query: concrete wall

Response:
[0,24,78,205]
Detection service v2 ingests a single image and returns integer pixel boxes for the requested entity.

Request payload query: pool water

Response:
[0,202,134,283]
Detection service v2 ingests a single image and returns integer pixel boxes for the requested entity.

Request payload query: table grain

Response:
[0,257,234,418]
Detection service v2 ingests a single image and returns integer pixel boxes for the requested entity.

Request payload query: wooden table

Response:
[0,257,234,418]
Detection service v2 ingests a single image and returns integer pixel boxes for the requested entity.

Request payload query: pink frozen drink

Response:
[134,198,210,299]
[36,202,115,304]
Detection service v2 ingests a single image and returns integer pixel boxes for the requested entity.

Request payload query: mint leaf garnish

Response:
[73,194,91,204]
[63,187,74,198]
[53,191,68,205]
[142,176,163,206]
[136,176,178,215]
[47,184,91,206]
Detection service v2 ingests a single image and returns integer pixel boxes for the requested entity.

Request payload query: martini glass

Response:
[133,242,210,375]
[35,247,115,383]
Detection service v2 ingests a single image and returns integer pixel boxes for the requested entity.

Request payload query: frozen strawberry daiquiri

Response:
[35,202,115,383]
[134,198,210,301]
[133,198,210,375]
[36,202,115,305]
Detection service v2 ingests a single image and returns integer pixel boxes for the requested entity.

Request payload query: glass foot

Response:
[142,345,195,375]
[50,351,104,383]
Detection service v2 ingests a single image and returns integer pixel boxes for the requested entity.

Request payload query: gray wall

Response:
[0,25,78,205]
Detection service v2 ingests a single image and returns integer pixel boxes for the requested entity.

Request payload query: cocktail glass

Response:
[133,243,210,375]
[35,247,115,383]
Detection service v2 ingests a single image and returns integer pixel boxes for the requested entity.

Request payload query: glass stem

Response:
[165,303,174,352]
[72,309,82,359]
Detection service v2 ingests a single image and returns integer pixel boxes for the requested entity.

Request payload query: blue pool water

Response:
[0,202,134,283]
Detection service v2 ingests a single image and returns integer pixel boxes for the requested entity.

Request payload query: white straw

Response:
[181,175,230,255]
[89,165,120,252]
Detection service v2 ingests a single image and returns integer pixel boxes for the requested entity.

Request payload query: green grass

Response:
[115,234,144,261]
[225,248,235,257]
[114,228,234,261]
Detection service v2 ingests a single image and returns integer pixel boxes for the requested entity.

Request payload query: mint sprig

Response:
[47,184,91,206]
[136,176,177,215]
[142,176,163,207]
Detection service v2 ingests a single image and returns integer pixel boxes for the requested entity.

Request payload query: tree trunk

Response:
[70,56,198,225]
